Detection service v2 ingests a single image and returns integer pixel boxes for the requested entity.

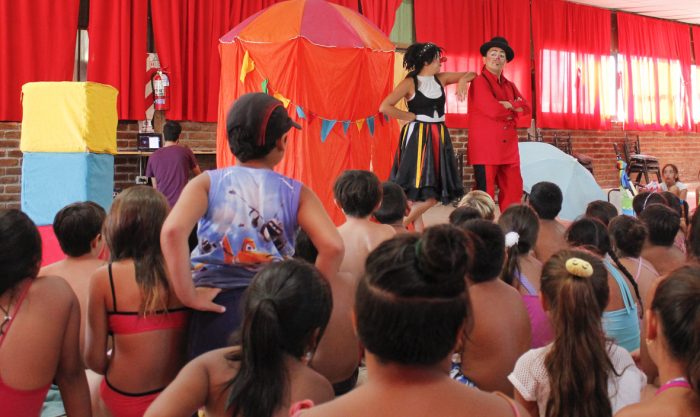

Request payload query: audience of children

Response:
[528,181,569,263]
[509,250,646,417]
[334,170,395,279]
[8,91,700,417]
[0,209,91,416]
[498,205,553,348]
[451,220,531,394]
[145,259,333,417]
[85,186,189,417]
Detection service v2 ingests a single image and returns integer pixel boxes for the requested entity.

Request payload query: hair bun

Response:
[565,257,593,278]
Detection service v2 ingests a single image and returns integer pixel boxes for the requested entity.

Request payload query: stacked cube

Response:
[20,82,118,225]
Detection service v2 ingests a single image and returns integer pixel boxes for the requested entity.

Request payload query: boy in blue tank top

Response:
[161,93,344,358]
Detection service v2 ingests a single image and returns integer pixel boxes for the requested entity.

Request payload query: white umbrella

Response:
[519,142,606,221]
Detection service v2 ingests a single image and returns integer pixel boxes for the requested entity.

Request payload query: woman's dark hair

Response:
[541,250,616,417]
[498,205,539,287]
[403,42,443,77]
[585,200,618,226]
[0,209,42,295]
[608,215,648,258]
[53,201,106,257]
[226,259,332,417]
[687,209,700,260]
[566,217,643,312]
[632,191,667,216]
[357,224,471,365]
[103,186,170,314]
[652,266,700,397]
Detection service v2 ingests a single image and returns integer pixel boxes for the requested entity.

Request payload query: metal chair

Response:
[553,133,593,174]
[620,134,661,185]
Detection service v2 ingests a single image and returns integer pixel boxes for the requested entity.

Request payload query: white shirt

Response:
[508,343,646,416]
[660,181,687,191]
[409,75,444,122]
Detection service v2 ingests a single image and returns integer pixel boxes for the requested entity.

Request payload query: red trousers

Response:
[473,164,523,210]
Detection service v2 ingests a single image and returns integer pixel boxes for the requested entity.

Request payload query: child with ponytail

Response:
[510,250,646,417]
[145,259,334,417]
[615,266,700,417]
[566,217,643,352]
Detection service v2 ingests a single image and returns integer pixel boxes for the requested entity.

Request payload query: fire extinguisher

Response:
[153,70,170,111]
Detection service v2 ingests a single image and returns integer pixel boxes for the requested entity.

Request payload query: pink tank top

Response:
[0,281,51,417]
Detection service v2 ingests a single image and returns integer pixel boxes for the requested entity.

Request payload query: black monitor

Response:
[137,132,163,151]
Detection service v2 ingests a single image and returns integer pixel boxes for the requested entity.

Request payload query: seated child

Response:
[448,206,483,227]
[40,201,106,358]
[529,182,568,263]
[145,260,334,417]
[660,163,688,202]
[334,170,395,279]
[585,200,618,226]
[373,182,409,234]
[295,230,360,395]
[639,204,685,276]
[632,192,667,216]
[452,220,531,395]
[457,190,496,221]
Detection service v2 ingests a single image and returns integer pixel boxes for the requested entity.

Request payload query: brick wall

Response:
[2,120,700,209]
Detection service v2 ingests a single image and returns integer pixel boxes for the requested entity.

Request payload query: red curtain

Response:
[532,0,612,130]
[414,0,531,128]
[693,26,700,128]
[151,0,280,121]
[0,0,79,121]
[360,0,402,35]
[617,13,693,131]
[87,0,148,121]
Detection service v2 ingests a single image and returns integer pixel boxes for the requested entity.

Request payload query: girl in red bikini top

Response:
[0,209,91,417]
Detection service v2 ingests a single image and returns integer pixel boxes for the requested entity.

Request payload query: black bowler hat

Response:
[227,93,301,146]
[480,36,514,62]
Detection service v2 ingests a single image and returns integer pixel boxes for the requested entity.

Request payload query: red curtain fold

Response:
[151,0,280,122]
[87,0,148,121]
[414,0,531,128]
[617,13,693,131]
[0,0,79,121]
[532,0,612,130]
[693,26,700,128]
[360,0,402,36]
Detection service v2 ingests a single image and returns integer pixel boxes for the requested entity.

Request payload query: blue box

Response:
[21,152,114,226]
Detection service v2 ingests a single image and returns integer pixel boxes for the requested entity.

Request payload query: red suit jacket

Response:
[467,68,531,165]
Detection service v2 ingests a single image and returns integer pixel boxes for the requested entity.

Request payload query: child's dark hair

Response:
[294,229,318,263]
[357,225,471,365]
[608,215,647,258]
[53,201,106,257]
[585,200,618,226]
[453,219,502,283]
[639,203,680,247]
[632,192,667,216]
[163,120,182,142]
[226,259,332,417]
[541,250,615,417]
[498,205,540,287]
[449,206,483,227]
[403,42,444,77]
[651,266,700,397]
[333,170,382,218]
[661,163,680,181]
[103,186,170,314]
[374,182,408,225]
[687,209,700,260]
[661,191,688,225]
[565,217,643,313]
[529,181,562,220]
[0,209,42,295]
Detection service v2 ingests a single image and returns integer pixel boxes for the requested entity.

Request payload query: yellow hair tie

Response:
[565,258,593,278]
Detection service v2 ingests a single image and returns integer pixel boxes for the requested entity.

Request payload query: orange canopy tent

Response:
[217,0,399,224]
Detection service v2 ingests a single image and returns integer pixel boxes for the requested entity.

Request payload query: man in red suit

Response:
[467,36,530,210]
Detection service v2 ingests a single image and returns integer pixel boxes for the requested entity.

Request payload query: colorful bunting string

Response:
[239,49,384,141]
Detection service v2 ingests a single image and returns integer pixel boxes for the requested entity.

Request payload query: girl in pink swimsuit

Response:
[0,209,90,416]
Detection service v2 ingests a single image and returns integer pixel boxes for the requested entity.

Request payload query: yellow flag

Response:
[273,93,291,108]
[239,50,255,83]
[355,119,365,132]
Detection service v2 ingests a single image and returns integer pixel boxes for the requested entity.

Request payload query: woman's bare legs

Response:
[404,198,438,232]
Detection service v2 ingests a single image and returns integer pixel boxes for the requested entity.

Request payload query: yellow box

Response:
[21,82,118,154]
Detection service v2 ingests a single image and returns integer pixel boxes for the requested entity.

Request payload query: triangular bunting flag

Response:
[321,120,336,143]
[261,79,269,94]
[239,50,255,83]
[367,116,375,136]
[342,121,351,135]
[273,93,290,108]
[296,106,306,119]
[355,119,365,132]
[308,112,317,124]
